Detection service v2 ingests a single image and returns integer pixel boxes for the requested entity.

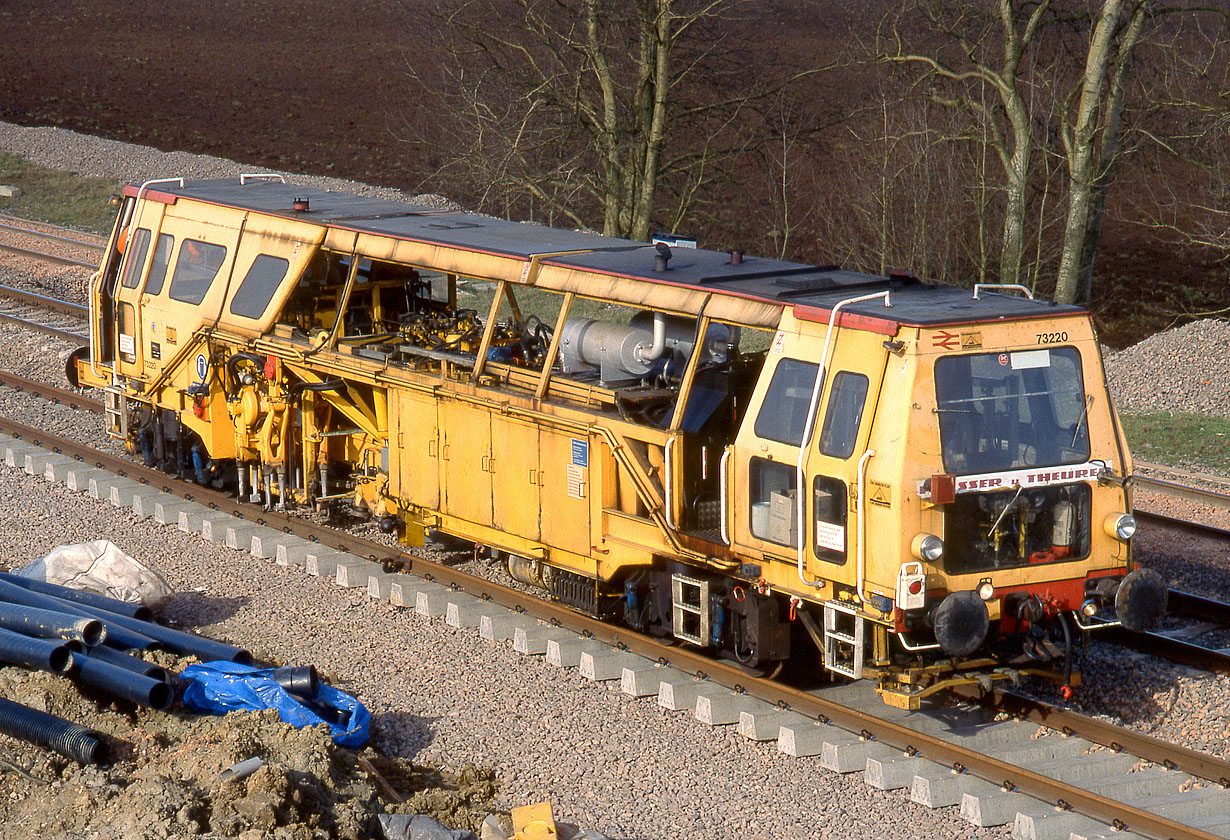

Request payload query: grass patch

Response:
[0,152,120,234]
[1119,411,1230,474]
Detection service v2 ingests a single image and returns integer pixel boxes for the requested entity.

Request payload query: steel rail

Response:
[0,242,97,270]
[0,415,1226,839]
[0,216,104,248]
[1135,508,1230,541]
[0,220,104,252]
[1101,626,1230,677]
[0,285,89,319]
[1168,590,1230,624]
[1133,474,1230,512]
[0,312,85,343]
[0,373,101,413]
[951,685,1230,793]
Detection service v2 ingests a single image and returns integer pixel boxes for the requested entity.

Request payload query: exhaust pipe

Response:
[0,601,106,647]
[0,697,104,764]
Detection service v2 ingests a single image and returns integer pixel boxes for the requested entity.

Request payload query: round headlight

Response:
[976,580,995,601]
[911,534,944,562]
[1080,598,1099,617]
[1104,513,1136,541]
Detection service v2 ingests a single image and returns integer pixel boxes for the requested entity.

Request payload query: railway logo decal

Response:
[932,330,959,350]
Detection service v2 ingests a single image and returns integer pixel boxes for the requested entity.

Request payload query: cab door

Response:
[112,209,163,379]
[799,334,891,589]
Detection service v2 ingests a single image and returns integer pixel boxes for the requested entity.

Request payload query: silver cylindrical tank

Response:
[559,311,729,380]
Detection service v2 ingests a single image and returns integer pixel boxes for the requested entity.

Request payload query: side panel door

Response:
[439,399,493,526]
[490,416,540,541]
[389,388,441,511]
[537,429,592,558]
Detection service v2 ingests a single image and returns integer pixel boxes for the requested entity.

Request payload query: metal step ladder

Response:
[823,601,865,679]
[103,387,127,441]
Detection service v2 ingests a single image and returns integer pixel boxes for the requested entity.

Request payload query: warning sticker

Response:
[166,326,177,345]
[771,331,787,355]
[869,480,892,508]
[571,438,588,468]
[960,331,982,349]
[815,520,845,553]
[118,334,135,356]
[566,464,585,499]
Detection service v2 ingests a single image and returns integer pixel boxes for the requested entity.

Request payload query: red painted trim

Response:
[122,185,178,205]
[792,305,900,335]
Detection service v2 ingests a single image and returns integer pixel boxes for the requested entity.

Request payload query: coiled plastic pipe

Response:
[0,697,104,764]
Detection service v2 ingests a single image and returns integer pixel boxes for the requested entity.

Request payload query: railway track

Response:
[1,410,1229,839]
[6,366,1230,679]
[0,283,87,343]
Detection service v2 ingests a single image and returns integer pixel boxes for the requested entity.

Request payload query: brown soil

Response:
[0,665,497,839]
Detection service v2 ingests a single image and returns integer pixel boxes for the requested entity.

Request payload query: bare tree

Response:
[882,0,1055,288]
[1052,0,1150,304]
[400,0,833,242]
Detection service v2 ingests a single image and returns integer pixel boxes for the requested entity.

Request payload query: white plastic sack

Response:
[14,540,174,609]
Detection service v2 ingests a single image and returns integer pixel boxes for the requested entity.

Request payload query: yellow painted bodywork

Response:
[79,182,1137,694]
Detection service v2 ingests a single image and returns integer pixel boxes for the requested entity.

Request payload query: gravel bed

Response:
[1105,318,1230,418]
[2,122,1229,837]
[0,462,1010,840]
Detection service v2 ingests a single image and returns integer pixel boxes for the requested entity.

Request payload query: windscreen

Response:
[935,347,1090,474]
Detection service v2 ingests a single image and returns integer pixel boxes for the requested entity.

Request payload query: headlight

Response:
[911,534,944,562]
[1080,599,1099,617]
[1104,513,1136,541]
[976,580,995,601]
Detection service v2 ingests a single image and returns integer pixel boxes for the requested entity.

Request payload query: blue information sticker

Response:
[571,438,588,468]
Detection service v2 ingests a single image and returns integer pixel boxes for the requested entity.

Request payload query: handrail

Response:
[719,446,732,546]
[972,283,1033,300]
[663,435,677,530]
[856,448,875,602]
[240,173,286,185]
[795,290,892,589]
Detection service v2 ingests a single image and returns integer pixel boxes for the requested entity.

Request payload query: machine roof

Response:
[129,179,1087,328]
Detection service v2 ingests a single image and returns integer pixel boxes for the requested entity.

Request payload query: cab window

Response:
[230,255,290,319]
[818,372,869,459]
[748,457,797,547]
[118,229,151,289]
[144,234,174,296]
[753,359,818,445]
[169,239,228,305]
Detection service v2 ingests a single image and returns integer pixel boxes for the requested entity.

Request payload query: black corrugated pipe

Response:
[0,580,159,652]
[0,697,104,764]
[80,645,172,684]
[0,573,154,620]
[0,601,105,646]
[0,627,74,674]
[73,655,173,710]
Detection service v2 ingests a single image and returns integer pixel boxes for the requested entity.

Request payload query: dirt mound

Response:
[0,666,497,839]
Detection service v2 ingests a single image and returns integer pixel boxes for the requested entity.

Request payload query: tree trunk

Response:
[1055,0,1132,304]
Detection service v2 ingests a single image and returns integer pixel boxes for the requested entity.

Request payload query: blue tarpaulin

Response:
[181,661,370,748]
